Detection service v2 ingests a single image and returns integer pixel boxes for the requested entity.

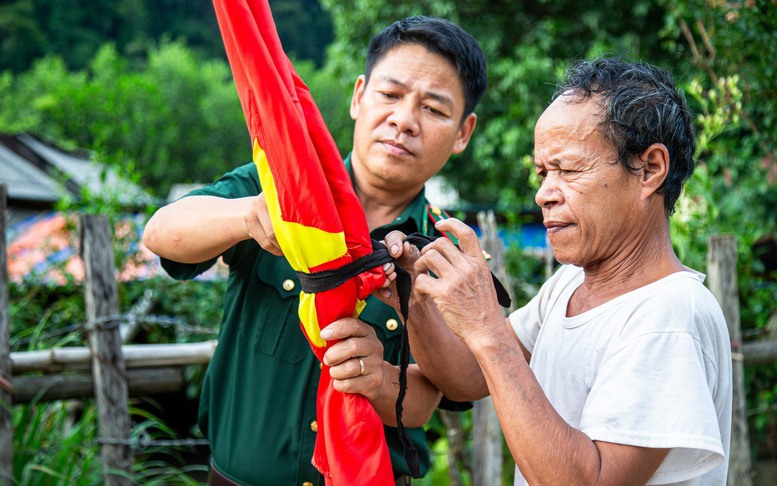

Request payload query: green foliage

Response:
[320,0,675,210]
[0,41,249,197]
[664,0,777,460]
[13,401,102,484]
[12,400,207,484]
[0,0,332,73]
[318,0,777,473]
[4,0,776,480]
[6,145,221,481]
[8,255,222,483]
[9,280,84,352]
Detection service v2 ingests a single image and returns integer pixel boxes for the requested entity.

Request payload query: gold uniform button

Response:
[386,318,399,331]
[310,420,318,433]
[282,279,295,291]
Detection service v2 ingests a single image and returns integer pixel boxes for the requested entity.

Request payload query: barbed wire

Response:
[87,314,217,336]
[96,433,209,451]
[16,436,210,456]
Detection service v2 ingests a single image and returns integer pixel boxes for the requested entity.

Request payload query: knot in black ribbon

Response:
[295,233,511,477]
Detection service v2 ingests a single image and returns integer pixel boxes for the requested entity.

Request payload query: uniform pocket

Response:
[252,253,309,364]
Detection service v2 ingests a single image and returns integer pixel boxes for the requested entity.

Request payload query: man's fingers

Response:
[415,241,463,280]
[381,262,396,287]
[434,218,484,258]
[253,228,283,256]
[329,357,367,381]
[320,318,370,342]
[247,194,283,256]
[384,230,408,257]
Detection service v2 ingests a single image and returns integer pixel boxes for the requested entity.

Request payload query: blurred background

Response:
[1,0,775,484]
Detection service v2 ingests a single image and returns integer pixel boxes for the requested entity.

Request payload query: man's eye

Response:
[424,106,444,116]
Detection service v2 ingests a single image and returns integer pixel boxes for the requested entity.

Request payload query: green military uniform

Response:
[162,156,458,485]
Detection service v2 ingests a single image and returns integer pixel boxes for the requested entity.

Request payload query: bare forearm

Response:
[469,330,664,486]
[369,363,441,427]
[406,297,489,401]
[469,330,601,483]
[143,195,253,263]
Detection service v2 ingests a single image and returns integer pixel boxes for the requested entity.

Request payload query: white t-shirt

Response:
[509,265,732,485]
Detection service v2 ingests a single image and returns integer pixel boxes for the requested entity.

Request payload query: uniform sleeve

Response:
[580,331,725,484]
[160,162,262,280]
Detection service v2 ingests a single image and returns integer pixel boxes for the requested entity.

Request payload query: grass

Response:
[11,399,207,485]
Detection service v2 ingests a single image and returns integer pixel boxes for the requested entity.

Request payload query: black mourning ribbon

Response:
[296,233,511,478]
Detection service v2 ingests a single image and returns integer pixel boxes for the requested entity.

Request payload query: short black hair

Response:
[554,57,696,215]
[366,16,488,120]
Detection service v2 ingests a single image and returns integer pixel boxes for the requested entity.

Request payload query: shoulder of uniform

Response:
[424,203,462,245]
[424,203,449,226]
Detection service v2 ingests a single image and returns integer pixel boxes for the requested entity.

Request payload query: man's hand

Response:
[384,230,424,279]
[320,317,443,427]
[320,318,386,401]
[373,230,426,311]
[245,193,283,256]
[413,218,505,346]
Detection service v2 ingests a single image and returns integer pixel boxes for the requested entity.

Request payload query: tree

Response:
[319,0,678,209]
[0,0,332,73]
[661,0,777,464]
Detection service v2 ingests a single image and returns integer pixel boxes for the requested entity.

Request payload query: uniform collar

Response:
[344,153,428,235]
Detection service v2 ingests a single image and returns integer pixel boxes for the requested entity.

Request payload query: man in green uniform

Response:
[143,16,487,485]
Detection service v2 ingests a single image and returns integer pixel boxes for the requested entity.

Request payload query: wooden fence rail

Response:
[11,341,218,373]
[1,188,775,484]
[9,341,217,403]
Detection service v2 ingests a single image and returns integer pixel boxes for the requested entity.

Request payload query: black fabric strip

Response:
[403,233,512,308]
[296,240,394,294]
[295,233,511,478]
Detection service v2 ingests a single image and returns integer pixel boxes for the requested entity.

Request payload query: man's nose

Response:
[387,100,420,135]
[535,175,562,208]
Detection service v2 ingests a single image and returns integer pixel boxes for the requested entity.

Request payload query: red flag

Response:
[211,1,393,484]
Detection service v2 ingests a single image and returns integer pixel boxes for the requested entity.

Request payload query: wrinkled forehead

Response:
[535,95,603,142]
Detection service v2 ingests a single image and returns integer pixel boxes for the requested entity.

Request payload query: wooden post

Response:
[473,211,507,486]
[0,185,13,485]
[707,234,753,486]
[79,215,132,485]
[438,409,465,486]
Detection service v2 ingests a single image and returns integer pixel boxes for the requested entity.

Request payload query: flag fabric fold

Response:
[211,1,394,484]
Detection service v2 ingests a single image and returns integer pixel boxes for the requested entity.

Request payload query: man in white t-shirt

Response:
[382,57,732,485]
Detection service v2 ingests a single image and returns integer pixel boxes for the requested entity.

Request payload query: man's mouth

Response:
[380,140,413,157]
[544,220,571,234]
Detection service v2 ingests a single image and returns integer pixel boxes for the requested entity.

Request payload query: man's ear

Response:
[350,75,367,121]
[640,143,670,200]
[452,113,478,154]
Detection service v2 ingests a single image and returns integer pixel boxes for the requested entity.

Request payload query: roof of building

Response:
[0,142,62,204]
[0,133,155,208]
